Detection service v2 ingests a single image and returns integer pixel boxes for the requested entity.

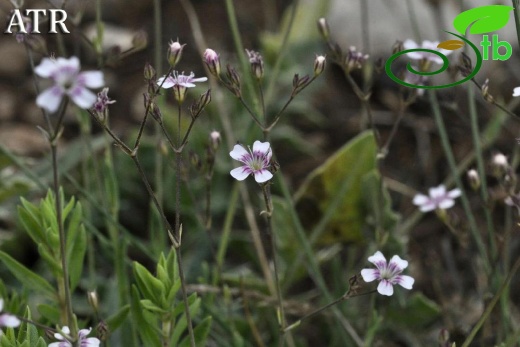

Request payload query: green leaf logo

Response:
[453,5,514,35]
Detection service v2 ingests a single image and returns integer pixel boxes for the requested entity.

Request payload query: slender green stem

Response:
[284,290,376,333]
[428,90,491,274]
[511,0,520,52]
[461,257,520,347]
[48,98,75,334]
[467,83,496,260]
[265,0,300,104]
[261,184,287,346]
[223,0,259,111]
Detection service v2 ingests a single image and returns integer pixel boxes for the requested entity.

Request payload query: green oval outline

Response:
[385,31,483,89]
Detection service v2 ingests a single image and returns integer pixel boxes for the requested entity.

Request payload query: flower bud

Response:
[467,169,480,190]
[226,64,241,97]
[491,153,509,177]
[189,151,202,171]
[132,30,148,50]
[210,130,221,150]
[87,291,99,314]
[391,40,404,55]
[317,18,330,41]
[203,48,221,76]
[144,62,156,81]
[292,74,310,96]
[167,40,185,67]
[314,55,326,76]
[481,78,494,103]
[459,52,472,77]
[245,49,264,80]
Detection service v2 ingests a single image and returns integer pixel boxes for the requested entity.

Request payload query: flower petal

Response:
[0,298,3,312]
[229,144,249,161]
[158,76,174,88]
[85,337,101,346]
[438,199,455,210]
[192,77,208,83]
[37,86,64,113]
[377,280,394,296]
[412,194,430,206]
[80,71,104,88]
[419,202,436,212]
[513,87,520,97]
[367,251,386,265]
[360,268,378,282]
[447,188,461,199]
[389,255,408,270]
[396,275,415,290]
[429,185,446,199]
[403,39,418,50]
[230,167,250,181]
[252,141,271,155]
[0,313,20,327]
[69,86,97,109]
[34,58,58,77]
[253,169,273,183]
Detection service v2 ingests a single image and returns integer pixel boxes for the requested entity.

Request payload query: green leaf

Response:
[133,262,165,306]
[37,304,60,323]
[361,170,400,233]
[179,316,213,347]
[68,225,86,291]
[0,251,55,298]
[130,286,161,346]
[105,305,130,333]
[453,5,514,35]
[294,131,377,243]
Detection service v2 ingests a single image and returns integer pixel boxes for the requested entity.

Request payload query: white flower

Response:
[229,141,273,183]
[413,184,461,212]
[157,71,207,89]
[49,326,100,347]
[361,251,415,296]
[0,298,20,329]
[403,39,452,65]
[513,87,520,97]
[35,56,104,113]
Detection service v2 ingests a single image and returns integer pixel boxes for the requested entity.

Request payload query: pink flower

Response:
[229,141,273,183]
[49,326,100,347]
[157,71,207,89]
[35,56,104,113]
[361,251,414,296]
[413,184,461,212]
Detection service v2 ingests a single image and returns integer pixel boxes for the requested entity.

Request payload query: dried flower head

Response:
[345,46,369,72]
[245,49,264,80]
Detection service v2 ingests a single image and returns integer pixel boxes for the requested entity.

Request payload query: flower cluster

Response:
[35,56,104,113]
[361,251,414,296]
